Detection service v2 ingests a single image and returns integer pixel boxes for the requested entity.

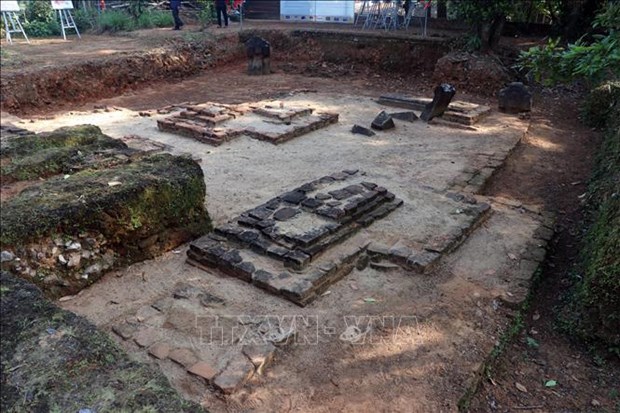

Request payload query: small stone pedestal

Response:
[421,84,456,122]
[246,36,271,76]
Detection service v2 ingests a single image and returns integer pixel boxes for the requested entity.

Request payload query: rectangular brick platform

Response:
[157,101,339,146]
[187,170,403,306]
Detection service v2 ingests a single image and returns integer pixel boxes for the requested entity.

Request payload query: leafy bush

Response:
[22,0,60,37]
[137,10,174,29]
[97,10,136,32]
[559,81,620,356]
[73,7,100,32]
[518,3,620,86]
[96,9,174,33]
[24,0,55,25]
[581,81,620,128]
[23,19,61,37]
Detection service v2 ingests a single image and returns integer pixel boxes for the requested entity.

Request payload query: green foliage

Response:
[561,81,620,356]
[24,0,55,25]
[581,80,620,128]
[21,0,60,37]
[196,0,216,28]
[97,10,136,32]
[128,0,147,20]
[518,3,620,86]
[452,0,513,23]
[73,7,100,32]
[95,9,173,33]
[22,19,61,37]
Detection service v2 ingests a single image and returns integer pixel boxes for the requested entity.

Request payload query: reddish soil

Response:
[2,23,618,412]
[469,93,620,412]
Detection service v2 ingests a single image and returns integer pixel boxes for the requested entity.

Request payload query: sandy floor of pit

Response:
[14,93,543,412]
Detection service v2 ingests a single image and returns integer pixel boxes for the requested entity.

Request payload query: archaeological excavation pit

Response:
[0,29,557,413]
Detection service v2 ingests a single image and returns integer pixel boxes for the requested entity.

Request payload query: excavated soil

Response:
[2,23,618,413]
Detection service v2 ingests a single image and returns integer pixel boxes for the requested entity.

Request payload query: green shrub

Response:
[73,7,100,32]
[24,0,55,25]
[148,10,175,28]
[518,3,620,87]
[137,10,174,29]
[22,0,61,37]
[97,10,136,33]
[563,81,620,356]
[23,19,61,37]
[581,81,620,128]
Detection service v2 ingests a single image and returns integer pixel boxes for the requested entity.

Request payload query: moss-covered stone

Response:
[1,153,211,297]
[581,80,620,128]
[1,124,132,183]
[0,271,206,413]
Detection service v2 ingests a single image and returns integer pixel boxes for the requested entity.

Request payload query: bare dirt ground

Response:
[2,24,618,412]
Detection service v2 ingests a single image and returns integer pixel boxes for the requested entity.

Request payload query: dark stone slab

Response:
[266,245,290,259]
[498,82,532,113]
[330,172,348,181]
[326,200,342,207]
[273,207,300,221]
[361,182,377,190]
[263,199,281,210]
[238,215,259,228]
[284,250,311,269]
[351,124,376,137]
[297,182,317,193]
[319,176,335,184]
[328,189,353,200]
[344,184,365,195]
[248,207,273,221]
[343,169,359,175]
[221,250,243,265]
[252,270,278,293]
[389,111,419,122]
[231,261,255,282]
[420,83,456,122]
[371,111,395,131]
[239,230,260,244]
[256,219,276,229]
[315,193,331,201]
[316,206,346,220]
[301,197,323,210]
[281,191,307,205]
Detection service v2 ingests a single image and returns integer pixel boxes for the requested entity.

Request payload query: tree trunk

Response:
[478,14,506,52]
[437,0,447,19]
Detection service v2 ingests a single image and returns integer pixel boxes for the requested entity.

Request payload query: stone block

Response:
[168,348,198,368]
[389,111,419,122]
[273,207,300,221]
[281,191,307,205]
[420,84,456,122]
[148,343,170,360]
[231,261,255,282]
[351,124,376,136]
[252,270,278,293]
[406,251,441,273]
[498,82,532,113]
[112,323,138,340]
[187,361,219,382]
[371,111,395,130]
[213,356,255,394]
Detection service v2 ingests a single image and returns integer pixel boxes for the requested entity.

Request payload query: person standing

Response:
[215,0,229,28]
[171,0,183,30]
